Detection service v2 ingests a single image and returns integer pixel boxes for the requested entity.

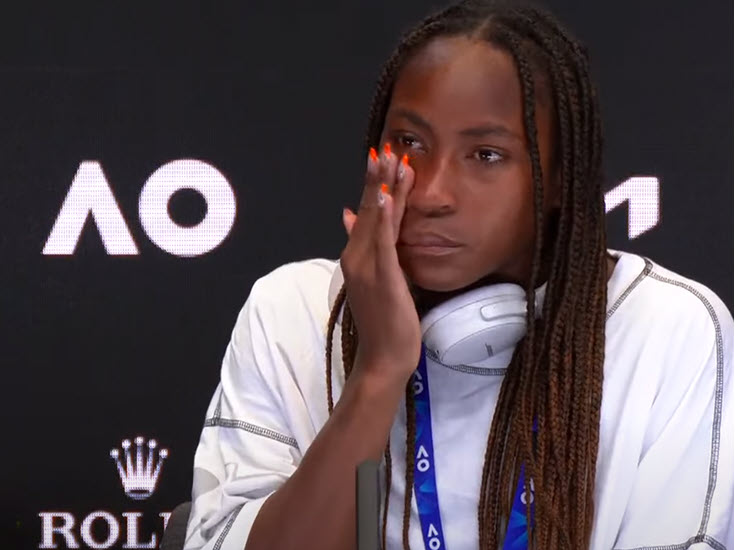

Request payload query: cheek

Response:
[462,169,536,239]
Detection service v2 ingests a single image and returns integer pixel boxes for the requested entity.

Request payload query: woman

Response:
[184,1,733,549]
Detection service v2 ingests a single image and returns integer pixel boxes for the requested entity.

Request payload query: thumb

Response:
[342,207,356,236]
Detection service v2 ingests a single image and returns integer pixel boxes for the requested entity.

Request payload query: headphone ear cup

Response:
[421,283,529,366]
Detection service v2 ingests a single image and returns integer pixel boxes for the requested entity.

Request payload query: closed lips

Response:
[399,234,462,247]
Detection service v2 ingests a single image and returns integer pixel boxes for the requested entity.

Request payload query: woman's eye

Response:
[396,134,422,149]
[474,149,503,164]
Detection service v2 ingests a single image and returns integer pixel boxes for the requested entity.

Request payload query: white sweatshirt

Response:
[184,249,734,550]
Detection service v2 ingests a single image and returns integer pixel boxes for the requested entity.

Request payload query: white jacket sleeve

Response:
[613,293,734,550]
[183,276,305,550]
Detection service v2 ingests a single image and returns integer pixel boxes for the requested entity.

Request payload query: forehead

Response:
[390,36,524,128]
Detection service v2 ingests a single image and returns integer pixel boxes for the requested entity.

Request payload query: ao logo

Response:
[43,159,236,257]
[426,524,442,550]
[42,160,660,258]
[416,444,431,473]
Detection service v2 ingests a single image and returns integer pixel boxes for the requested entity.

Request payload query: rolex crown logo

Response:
[110,436,169,500]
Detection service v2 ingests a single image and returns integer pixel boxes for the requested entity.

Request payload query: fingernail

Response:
[401,154,409,166]
[369,147,378,162]
[397,161,405,181]
[381,183,389,195]
[383,142,391,156]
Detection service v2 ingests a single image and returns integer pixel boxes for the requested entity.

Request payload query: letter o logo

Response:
[520,479,535,505]
[139,159,236,257]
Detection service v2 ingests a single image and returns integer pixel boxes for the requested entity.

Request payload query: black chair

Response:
[160,501,192,550]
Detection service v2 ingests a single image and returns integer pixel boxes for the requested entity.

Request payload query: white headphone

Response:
[327,263,546,369]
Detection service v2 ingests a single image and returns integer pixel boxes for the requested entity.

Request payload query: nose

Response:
[405,154,456,216]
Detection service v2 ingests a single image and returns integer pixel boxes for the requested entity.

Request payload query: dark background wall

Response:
[1,1,732,548]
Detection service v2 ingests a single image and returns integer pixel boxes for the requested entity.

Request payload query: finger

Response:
[357,147,381,211]
[342,207,356,236]
[390,154,415,242]
[379,142,399,194]
[375,190,410,291]
[358,142,398,235]
[375,184,397,251]
[349,147,382,246]
[352,144,395,244]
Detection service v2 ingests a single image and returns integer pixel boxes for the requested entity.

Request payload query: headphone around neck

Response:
[327,263,546,369]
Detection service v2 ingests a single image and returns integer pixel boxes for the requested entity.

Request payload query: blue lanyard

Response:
[412,343,448,550]
[502,458,535,550]
[411,343,535,550]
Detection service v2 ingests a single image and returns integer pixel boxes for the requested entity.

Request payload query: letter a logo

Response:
[43,161,139,255]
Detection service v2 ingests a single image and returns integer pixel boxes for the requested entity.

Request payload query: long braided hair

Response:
[325,1,608,548]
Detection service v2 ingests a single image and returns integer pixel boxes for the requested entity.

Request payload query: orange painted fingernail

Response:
[381,183,389,195]
[401,154,409,166]
[369,147,378,162]
[383,142,391,156]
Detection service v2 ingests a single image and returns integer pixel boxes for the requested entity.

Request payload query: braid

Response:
[341,299,357,380]
[324,1,608,548]
[382,445,392,550]
[500,13,596,545]
[325,286,346,415]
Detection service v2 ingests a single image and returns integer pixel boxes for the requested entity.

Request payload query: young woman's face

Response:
[381,35,559,292]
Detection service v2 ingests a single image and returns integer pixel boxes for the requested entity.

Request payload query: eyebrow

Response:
[390,108,522,142]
